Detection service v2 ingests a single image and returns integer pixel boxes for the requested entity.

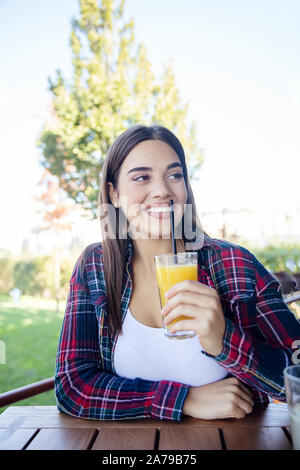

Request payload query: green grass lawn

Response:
[0,294,66,415]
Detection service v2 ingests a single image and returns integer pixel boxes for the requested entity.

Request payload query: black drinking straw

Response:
[170,199,177,256]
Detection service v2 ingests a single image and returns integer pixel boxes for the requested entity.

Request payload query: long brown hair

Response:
[81,124,206,338]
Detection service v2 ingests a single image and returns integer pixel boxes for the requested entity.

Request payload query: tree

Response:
[33,169,75,311]
[0,256,14,294]
[34,169,75,233]
[37,0,203,218]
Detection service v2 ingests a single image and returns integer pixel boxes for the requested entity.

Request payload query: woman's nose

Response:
[150,177,171,198]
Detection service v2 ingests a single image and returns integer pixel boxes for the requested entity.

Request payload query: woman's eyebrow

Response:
[127,162,183,175]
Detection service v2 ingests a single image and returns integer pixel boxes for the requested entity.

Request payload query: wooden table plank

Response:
[284,427,296,449]
[223,426,292,450]
[26,428,96,450]
[286,426,291,435]
[0,404,293,451]
[0,404,291,429]
[0,428,38,450]
[159,427,222,450]
[92,428,156,450]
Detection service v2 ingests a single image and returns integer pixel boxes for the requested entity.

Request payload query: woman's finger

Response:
[165,280,217,299]
[226,378,254,400]
[164,304,200,326]
[234,388,254,406]
[162,291,215,317]
[237,382,254,401]
[166,315,199,333]
[235,396,254,415]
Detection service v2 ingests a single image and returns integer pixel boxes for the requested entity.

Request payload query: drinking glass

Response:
[154,252,198,340]
[284,365,300,450]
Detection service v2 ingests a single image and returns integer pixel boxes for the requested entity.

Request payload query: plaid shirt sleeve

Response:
[206,250,300,401]
[54,256,189,422]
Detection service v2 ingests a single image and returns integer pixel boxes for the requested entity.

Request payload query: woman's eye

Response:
[133,175,149,181]
[169,173,184,179]
[133,173,183,182]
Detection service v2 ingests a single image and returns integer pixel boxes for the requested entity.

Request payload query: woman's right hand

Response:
[182,377,254,420]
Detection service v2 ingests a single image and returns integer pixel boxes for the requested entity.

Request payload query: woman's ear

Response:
[107,182,118,206]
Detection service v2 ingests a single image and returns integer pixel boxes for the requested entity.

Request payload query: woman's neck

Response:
[131,238,186,277]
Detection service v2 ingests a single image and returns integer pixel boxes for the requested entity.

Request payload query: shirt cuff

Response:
[202,317,253,371]
[150,380,190,421]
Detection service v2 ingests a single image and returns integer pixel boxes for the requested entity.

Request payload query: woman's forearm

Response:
[205,317,296,400]
[55,358,190,421]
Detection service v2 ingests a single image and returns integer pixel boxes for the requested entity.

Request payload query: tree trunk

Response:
[54,232,61,313]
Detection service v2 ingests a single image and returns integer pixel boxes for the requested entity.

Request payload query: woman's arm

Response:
[182,377,254,419]
[162,248,300,402]
[204,253,300,401]
[55,270,189,421]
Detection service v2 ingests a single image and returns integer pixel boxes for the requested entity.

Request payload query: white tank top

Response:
[114,308,228,386]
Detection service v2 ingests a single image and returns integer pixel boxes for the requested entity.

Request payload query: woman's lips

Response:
[140,206,172,219]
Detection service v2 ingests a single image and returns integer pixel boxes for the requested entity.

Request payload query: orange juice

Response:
[155,263,197,329]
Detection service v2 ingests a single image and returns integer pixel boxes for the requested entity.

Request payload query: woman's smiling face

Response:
[108,139,188,240]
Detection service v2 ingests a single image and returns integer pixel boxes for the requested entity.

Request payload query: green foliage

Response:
[235,239,300,274]
[12,257,52,296]
[37,0,203,217]
[0,257,14,294]
[252,243,300,274]
[51,255,77,301]
[0,253,76,299]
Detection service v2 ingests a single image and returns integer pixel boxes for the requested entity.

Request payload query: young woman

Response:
[55,125,300,422]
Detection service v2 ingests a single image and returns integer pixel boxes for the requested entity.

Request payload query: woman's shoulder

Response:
[80,241,104,264]
[70,242,106,304]
[72,242,103,276]
[204,237,280,296]
[205,236,253,261]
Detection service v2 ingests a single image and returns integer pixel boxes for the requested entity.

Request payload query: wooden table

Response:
[0,403,293,450]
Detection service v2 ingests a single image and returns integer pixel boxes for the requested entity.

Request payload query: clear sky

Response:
[1,0,300,252]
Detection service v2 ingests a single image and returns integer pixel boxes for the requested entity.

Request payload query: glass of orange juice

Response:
[154,252,198,339]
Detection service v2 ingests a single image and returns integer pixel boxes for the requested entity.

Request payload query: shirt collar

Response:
[184,231,213,251]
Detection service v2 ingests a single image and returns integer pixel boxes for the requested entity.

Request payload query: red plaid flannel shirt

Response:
[55,233,300,421]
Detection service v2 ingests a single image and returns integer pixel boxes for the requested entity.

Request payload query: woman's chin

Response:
[128,214,183,240]
[128,226,172,241]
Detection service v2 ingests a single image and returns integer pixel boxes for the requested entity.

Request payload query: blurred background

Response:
[0,0,299,408]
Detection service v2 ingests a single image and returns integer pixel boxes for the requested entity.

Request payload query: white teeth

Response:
[147,207,171,213]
